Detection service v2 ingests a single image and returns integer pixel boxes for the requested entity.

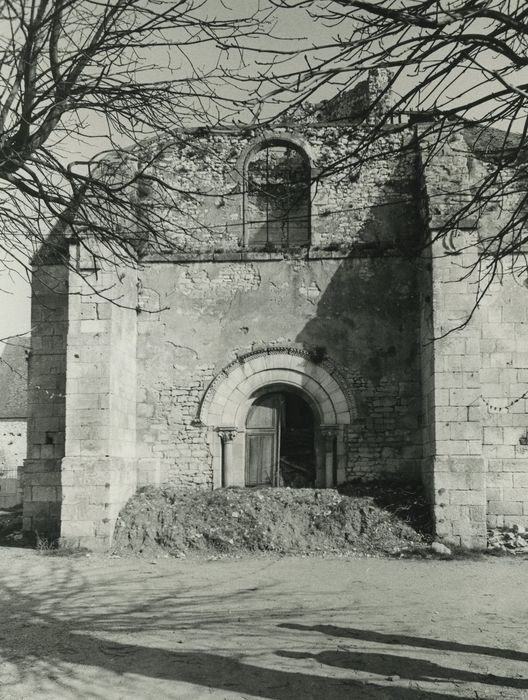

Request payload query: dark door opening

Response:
[245,391,315,487]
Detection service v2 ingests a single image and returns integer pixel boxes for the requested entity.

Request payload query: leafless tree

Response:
[234,0,528,297]
[0,0,269,281]
[3,1,528,315]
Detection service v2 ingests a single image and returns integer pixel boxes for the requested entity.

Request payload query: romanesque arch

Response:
[238,133,315,249]
[199,347,353,489]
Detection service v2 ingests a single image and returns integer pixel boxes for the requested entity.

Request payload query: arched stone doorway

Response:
[199,348,353,489]
[245,389,317,488]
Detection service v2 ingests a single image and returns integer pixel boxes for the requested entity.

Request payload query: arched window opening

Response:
[245,142,311,248]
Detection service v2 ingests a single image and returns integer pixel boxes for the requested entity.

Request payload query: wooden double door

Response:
[245,391,316,488]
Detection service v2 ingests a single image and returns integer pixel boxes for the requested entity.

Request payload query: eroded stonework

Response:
[23,71,528,549]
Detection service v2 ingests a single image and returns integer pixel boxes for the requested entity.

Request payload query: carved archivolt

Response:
[199,345,354,428]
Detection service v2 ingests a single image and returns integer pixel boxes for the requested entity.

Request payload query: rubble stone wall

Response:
[137,255,423,488]
[138,126,419,257]
[25,90,528,549]
[134,121,423,489]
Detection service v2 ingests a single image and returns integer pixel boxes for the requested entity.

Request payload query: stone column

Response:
[218,428,238,487]
[321,426,338,488]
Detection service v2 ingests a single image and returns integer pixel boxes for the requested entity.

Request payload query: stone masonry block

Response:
[435,440,470,456]
[486,487,501,501]
[503,515,528,528]
[32,486,59,502]
[469,505,486,522]
[449,388,479,407]
[436,471,484,491]
[500,501,524,516]
[449,490,485,506]
[61,520,97,537]
[449,422,481,441]
[62,502,109,521]
[503,488,528,502]
[80,320,110,334]
[486,472,513,488]
[483,426,503,444]
[513,473,528,488]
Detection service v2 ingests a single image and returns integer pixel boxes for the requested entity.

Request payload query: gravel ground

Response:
[0,547,527,699]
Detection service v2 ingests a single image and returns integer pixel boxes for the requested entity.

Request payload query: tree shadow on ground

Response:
[279,623,528,664]
[0,558,525,699]
[4,630,469,700]
[278,649,528,690]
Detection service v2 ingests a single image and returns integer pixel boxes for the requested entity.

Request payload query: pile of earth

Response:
[112,482,432,557]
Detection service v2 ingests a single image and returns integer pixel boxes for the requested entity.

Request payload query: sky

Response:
[0,1,320,342]
[0,1,525,342]
[0,263,30,341]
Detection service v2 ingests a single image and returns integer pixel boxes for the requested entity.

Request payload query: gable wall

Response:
[135,125,425,488]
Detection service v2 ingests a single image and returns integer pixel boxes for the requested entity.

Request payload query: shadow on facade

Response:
[294,152,425,483]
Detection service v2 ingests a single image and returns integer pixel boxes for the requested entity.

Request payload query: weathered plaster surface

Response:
[137,255,422,487]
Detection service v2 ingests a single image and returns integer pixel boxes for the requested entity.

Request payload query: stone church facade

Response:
[23,72,528,550]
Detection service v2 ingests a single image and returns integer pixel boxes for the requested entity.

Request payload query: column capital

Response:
[321,424,340,439]
[217,427,238,443]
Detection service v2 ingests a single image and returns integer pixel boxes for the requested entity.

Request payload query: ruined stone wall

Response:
[419,246,436,496]
[425,244,486,547]
[134,121,423,489]
[24,245,138,547]
[137,255,423,487]
[419,130,487,547]
[138,126,419,256]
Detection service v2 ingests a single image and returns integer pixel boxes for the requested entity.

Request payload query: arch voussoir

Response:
[200,349,353,428]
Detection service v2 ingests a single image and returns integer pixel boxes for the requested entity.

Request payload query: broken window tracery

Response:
[245,141,311,248]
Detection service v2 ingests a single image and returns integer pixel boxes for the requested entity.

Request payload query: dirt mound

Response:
[112,484,430,557]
